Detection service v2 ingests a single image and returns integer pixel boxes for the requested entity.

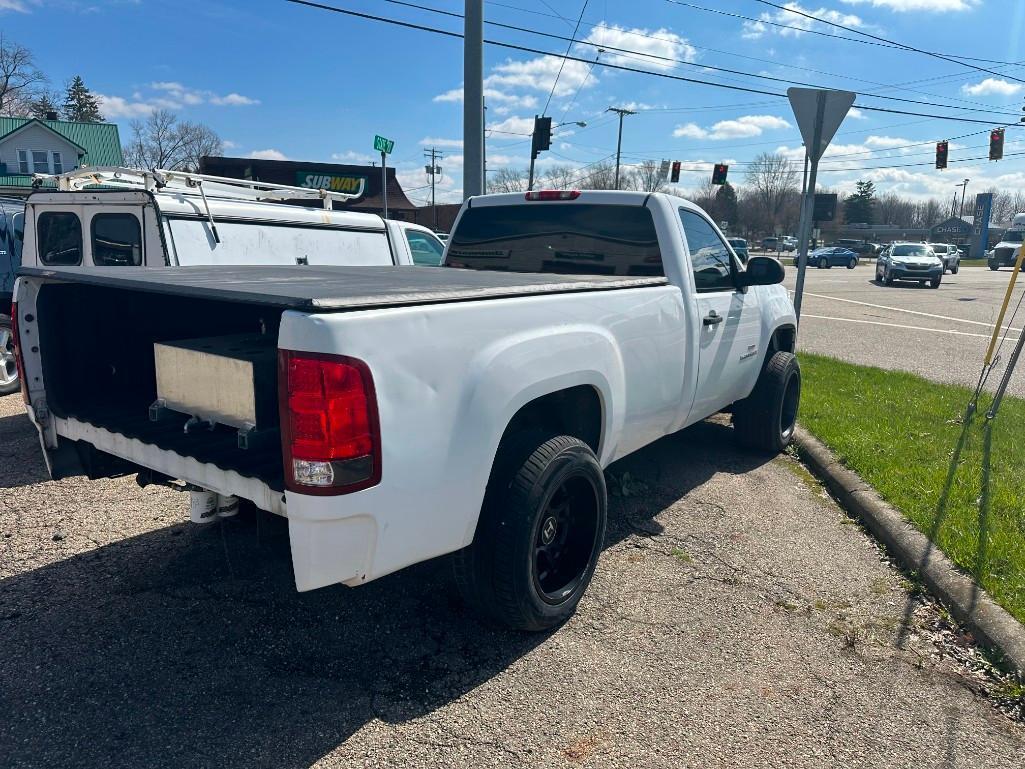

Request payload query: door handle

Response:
[703,310,724,327]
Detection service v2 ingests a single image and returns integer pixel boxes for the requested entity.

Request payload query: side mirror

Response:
[738,255,784,287]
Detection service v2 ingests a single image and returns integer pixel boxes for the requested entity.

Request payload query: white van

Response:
[22,167,446,271]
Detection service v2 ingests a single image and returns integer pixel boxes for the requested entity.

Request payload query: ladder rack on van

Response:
[33,167,361,210]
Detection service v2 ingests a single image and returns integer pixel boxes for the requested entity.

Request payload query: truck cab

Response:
[989,213,1025,271]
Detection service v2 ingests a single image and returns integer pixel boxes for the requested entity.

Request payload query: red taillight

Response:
[279,350,381,494]
[525,190,581,201]
[10,301,28,404]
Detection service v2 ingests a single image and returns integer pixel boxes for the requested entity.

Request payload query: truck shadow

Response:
[0,418,770,768]
[0,406,50,488]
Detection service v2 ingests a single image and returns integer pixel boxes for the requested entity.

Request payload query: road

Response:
[784,262,1025,397]
[1,391,1021,768]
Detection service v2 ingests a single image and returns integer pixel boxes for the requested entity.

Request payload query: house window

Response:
[32,151,49,174]
[15,149,66,174]
[17,150,29,174]
[52,151,63,174]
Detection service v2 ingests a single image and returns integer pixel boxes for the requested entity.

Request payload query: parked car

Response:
[761,236,778,252]
[929,243,960,274]
[14,190,799,631]
[875,243,943,288]
[801,246,859,269]
[727,237,749,263]
[832,239,878,257]
[988,216,1025,270]
[0,196,25,396]
[780,236,797,252]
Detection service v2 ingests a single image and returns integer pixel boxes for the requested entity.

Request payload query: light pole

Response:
[958,178,970,218]
[607,106,635,190]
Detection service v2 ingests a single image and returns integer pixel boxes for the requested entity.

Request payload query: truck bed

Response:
[19,265,668,311]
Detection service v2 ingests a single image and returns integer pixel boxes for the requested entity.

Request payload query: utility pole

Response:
[607,106,635,190]
[958,178,970,218]
[463,0,484,199]
[424,147,444,229]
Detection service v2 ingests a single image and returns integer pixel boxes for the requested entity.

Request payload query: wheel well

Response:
[769,325,796,355]
[501,385,603,455]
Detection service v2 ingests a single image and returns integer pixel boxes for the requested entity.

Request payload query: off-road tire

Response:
[453,434,607,632]
[733,351,801,453]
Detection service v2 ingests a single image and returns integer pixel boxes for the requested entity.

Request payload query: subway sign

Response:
[295,172,367,197]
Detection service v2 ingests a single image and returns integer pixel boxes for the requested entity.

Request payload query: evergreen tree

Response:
[29,92,60,119]
[844,179,876,225]
[714,182,739,228]
[62,76,103,122]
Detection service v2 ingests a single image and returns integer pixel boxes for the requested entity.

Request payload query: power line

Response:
[754,0,1025,85]
[541,0,588,116]
[283,0,1025,127]
[381,0,1021,118]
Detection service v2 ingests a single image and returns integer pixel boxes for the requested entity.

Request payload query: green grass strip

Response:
[798,353,1025,624]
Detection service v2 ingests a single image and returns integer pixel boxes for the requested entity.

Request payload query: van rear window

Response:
[38,212,82,266]
[92,213,142,266]
[446,203,663,276]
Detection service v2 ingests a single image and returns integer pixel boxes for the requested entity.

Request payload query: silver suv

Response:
[929,243,960,274]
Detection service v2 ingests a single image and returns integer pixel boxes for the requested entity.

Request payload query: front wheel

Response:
[930,276,942,289]
[733,351,801,453]
[818,257,829,269]
[883,269,894,286]
[453,434,607,631]
[989,262,999,271]
[0,314,19,397]
[847,257,857,269]
[951,263,959,275]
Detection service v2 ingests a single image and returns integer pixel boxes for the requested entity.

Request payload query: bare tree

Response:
[0,35,48,116]
[124,109,223,171]
[632,160,667,193]
[487,167,528,193]
[575,160,618,190]
[540,164,580,189]
[745,153,799,234]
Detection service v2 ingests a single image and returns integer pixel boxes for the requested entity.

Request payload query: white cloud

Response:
[847,107,865,119]
[149,81,260,108]
[486,56,594,98]
[742,3,866,39]
[331,150,374,164]
[248,149,288,160]
[210,92,260,106]
[864,135,910,149]
[487,115,535,136]
[433,85,539,110]
[840,0,977,11]
[962,78,1022,96]
[96,93,155,118]
[582,23,696,72]
[674,114,791,140]
[0,1,29,12]
[420,136,464,148]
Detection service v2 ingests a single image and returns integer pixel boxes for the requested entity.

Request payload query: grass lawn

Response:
[798,353,1025,625]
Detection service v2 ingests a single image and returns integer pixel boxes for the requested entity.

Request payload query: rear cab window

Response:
[37,211,82,266]
[446,203,663,276]
[92,213,143,266]
[405,229,445,266]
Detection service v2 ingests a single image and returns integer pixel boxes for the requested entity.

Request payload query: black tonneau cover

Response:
[20,265,668,311]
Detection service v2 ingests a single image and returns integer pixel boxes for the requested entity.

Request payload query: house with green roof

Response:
[0,116,124,196]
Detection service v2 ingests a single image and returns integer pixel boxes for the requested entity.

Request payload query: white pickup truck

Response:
[14,190,799,630]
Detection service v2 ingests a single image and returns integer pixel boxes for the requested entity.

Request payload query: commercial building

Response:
[0,114,124,197]
[200,155,458,231]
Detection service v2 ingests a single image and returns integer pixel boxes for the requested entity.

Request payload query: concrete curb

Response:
[793,425,1025,678]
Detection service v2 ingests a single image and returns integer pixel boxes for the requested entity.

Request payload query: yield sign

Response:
[787,87,856,163]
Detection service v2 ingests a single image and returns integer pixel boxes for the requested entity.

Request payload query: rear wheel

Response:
[453,434,607,631]
[0,314,19,397]
[733,351,801,453]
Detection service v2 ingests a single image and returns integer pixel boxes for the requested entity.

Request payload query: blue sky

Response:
[7,0,1025,204]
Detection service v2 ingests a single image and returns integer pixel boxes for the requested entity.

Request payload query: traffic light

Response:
[989,128,1005,161]
[711,163,728,185]
[531,116,552,159]
[935,140,949,170]
[670,161,681,183]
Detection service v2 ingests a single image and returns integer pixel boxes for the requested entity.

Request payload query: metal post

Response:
[792,92,826,327]
[463,0,484,199]
[381,151,388,219]
[429,147,438,228]
[607,106,635,190]
[528,114,538,191]
[986,323,1025,419]
[959,179,970,218]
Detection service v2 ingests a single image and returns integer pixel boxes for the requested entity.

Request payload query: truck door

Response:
[679,208,763,418]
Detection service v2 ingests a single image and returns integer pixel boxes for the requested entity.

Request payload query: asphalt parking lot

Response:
[784,261,1025,397]
[2,390,1023,768]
